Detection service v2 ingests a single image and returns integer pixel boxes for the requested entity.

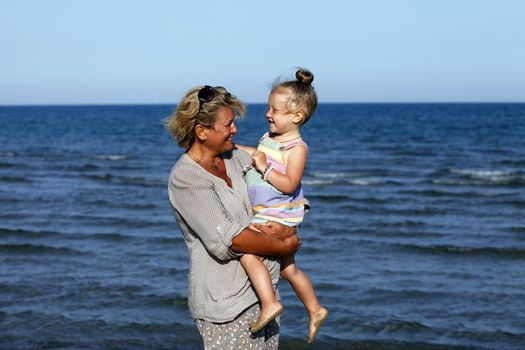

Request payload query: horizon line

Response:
[1,101,525,108]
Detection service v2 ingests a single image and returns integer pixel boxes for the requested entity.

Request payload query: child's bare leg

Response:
[240,253,283,333]
[280,254,328,343]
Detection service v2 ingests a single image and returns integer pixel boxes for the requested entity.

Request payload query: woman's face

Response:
[206,106,238,153]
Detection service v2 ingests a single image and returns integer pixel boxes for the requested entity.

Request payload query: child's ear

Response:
[293,111,305,124]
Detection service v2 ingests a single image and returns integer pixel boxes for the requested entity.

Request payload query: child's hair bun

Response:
[296,69,314,85]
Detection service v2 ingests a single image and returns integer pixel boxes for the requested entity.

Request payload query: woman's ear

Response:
[194,124,207,141]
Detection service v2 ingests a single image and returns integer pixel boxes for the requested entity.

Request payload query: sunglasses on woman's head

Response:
[197,85,214,114]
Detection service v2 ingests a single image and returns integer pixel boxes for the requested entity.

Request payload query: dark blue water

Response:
[1,103,524,350]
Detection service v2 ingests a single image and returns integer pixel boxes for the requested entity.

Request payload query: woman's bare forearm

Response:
[253,222,297,240]
[231,227,300,256]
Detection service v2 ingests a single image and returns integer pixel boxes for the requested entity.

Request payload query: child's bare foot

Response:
[307,306,328,343]
[250,302,283,333]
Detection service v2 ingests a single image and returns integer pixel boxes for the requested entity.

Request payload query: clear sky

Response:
[1,0,524,105]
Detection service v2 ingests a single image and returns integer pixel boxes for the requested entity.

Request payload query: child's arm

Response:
[252,145,307,194]
[235,143,257,155]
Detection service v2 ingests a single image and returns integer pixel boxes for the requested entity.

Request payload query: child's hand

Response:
[251,150,267,173]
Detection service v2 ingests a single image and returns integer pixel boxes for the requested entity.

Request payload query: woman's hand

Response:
[232,222,301,256]
[253,221,296,240]
[253,222,301,255]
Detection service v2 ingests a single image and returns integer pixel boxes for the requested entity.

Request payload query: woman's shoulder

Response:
[228,147,252,168]
[169,154,207,186]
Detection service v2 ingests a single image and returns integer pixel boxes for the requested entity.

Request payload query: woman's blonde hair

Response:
[272,68,318,125]
[164,86,246,149]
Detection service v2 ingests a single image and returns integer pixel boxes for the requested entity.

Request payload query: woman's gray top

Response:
[168,148,281,323]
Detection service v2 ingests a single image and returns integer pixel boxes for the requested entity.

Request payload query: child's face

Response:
[266,91,299,135]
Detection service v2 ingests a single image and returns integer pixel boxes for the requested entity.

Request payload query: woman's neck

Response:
[186,143,231,188]
[187,144,221,163]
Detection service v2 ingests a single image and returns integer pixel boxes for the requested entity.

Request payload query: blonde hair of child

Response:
[272,68,318,125]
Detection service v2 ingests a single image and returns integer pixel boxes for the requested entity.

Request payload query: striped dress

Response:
[244,133,308,227]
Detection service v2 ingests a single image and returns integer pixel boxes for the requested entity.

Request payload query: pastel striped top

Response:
[244,133,308,227]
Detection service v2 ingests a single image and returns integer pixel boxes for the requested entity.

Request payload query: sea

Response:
[1,103,524,350]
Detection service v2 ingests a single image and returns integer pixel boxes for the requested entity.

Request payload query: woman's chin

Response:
[224,139,235,151]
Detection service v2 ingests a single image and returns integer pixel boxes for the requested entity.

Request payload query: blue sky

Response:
[1,0,524,105]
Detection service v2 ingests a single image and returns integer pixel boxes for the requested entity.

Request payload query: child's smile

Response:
[265,91,297,137]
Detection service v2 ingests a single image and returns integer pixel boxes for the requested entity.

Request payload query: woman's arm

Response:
[169,165,252,261]
[252,145,307,194]
[231,224,300,256]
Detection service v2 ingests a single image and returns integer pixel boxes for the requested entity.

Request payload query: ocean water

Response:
[1,103,524,350]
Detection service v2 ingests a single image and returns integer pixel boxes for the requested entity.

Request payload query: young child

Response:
[238,68,328,343]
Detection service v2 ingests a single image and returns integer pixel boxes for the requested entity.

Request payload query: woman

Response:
[164,85,300,349]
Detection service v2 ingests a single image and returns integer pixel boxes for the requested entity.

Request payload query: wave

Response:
[93,154,129,161]
[79,198,157,210]
[0,161,16,169]
[0,151,16,157]
[0,243,88,256]
[296,170,407,187]
[280,337,494,350]
[342,204,449,216]
[399,243,525,258]
[84,232,135,242]
[141,294,189,308]
[304,178,400,187]
[506,226,525,234]
[0,311,201,349]
[341,204,377,214]
[83,173,113,181]
[66,213,168,229]
[503,200,525,208]
[373,220,428,228]
[450,168,515,178]
[0,197,21,206]
[303,179,335,185]
[308,194,350,202]
[0,226,136,243]
[349,179,375,186]
[445,329,525,350]
[402,188,507,198]
[148,236,184,245]
[312,314,525,349]
[68,163,100,171]
[389,148,438,156]
[367,230,444,239]
[110,164,149,170]
[500,159,525,167]
[366,321,523,349]
[310,171,368,178]
[449,168,524,186]
[0,175,31,183]
[81,173,165,187]
[363,287,449,303]
[383,319,434,333]
[310,170,390,178]
[431,179,472,186]
[0,227,62,238]
[349,179,402,186]
[119,176,166,187]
